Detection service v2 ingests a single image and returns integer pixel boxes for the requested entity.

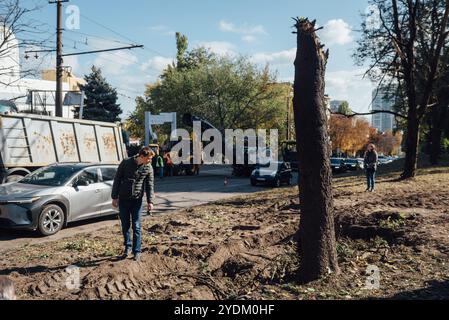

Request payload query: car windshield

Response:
[19,166,82,186]
[331,159,342,165]
[256,162,281,169]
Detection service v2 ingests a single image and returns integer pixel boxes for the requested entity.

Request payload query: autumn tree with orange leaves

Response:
[369,130,403,156]
[329,115,371,156]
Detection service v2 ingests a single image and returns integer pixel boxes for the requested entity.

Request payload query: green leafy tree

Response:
[75,66,122,122]
[355,0,449,178]
[337,101,352,116]
[127,34,286,141]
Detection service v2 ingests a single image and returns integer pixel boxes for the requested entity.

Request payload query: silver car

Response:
[0,163,118,236]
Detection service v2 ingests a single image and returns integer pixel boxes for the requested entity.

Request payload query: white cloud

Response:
[219,20,267,35]
[318,19,353,46]
[93,50,138,75]
[64,55,82,75]
[141,56,173,73]
[326,69,375,113]
[197,41,236,57]
[219,20,267,43]
[242,35,257,43]
[251,48,296,66]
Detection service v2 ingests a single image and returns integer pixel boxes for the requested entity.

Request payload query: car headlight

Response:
[271,172,277,177]
[6,197,41,204]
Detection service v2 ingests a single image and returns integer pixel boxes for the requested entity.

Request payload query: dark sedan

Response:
[343,158,363,171]
[250,162,293,187]
[330,158,347,174]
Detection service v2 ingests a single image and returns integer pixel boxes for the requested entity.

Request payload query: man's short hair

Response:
[138,147,155,158]
[0,276,16,300]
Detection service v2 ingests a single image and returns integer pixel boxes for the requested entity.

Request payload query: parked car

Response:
[342,158,363,171]
[0,163,118,236]
[330,158,347,174]
[378,156,393,165]
[250,161,293,187]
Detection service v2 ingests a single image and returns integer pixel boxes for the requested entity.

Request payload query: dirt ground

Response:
[1,159,449,300]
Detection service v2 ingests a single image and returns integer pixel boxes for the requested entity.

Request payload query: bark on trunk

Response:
[402,107,420,179]
[430,89,449,165]
[430,103,443,165]
[293,18,340,283]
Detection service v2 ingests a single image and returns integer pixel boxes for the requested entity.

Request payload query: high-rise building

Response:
[371,89,396,133]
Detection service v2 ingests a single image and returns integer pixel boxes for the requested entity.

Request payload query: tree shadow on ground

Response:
[0,256,123,277]
[380,279,449,300]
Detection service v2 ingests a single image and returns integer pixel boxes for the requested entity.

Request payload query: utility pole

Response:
[49,0,69,117]
[26,1,143,118]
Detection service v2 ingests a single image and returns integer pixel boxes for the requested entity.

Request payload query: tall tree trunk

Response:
[293,18,340,283]
[430,103,443,165]
[402,107,420,179]
[430,90,449,165]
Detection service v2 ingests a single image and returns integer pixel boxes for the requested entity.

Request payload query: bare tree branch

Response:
[331,109,408,119]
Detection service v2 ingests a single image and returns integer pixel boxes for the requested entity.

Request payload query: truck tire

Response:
[37,204,65,236]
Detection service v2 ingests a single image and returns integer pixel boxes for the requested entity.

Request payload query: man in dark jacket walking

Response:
[111,147,155,261]
[364,144,379,192]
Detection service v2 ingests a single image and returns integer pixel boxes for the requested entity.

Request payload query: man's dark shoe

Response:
[134,253,142,262]
[120,248,131,260]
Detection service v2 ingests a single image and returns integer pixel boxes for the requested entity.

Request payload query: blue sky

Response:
[23,0,375,119]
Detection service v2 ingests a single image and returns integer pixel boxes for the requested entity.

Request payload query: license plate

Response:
[257,178,266,181]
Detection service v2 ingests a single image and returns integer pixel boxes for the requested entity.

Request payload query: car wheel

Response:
[38,204,65,236]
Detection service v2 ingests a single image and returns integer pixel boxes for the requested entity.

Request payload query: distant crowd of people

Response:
[152,151,175,179]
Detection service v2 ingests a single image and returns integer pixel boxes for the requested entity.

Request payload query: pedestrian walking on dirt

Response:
[364,144,378,192]
[111,147,155,262]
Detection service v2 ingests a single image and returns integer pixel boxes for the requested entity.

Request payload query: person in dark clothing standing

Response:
[364,144,379,192]
[111,147,155,261]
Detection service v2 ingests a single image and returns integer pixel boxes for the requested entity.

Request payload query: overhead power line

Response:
[39,0,146,117]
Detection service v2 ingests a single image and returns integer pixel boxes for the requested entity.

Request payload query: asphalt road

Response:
[0,165,298,252]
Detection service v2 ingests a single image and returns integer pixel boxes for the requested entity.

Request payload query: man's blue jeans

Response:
[366,168,376,190]
[119,199,143,254]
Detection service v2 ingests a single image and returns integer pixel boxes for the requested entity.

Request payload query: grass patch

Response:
[60,237,120,257]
